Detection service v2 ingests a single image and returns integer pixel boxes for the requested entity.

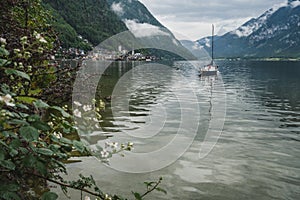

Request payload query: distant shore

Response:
[215,57,300,61]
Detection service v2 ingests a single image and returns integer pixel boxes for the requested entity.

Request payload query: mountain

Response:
[107,0,163,27]
[185,0,300,58]
[106,0,196,60]
[43,0,128,50]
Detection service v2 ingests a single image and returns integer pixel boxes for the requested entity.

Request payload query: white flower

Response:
[128,142,133,147]
[35,32,47,43]
[48,122,54,127]
[0,94,15,107]
[0,38,6,44]
[84,196,91,200]
[53,132,62,139]
[73,109,82,118]
[93,118,99,122]
[73,101,82,106]
[112,142,118,149]
[38,47,44,53]
[35,33,41,39]
[105,141,118,149]
[39,37,47,43]
[110,142,118,149]
[14,49,20,53]
[104,194,112,200]
[95,124,100,129]
[6,102,15,107]
[100,150,109,158]
[99,101,105,107]
[20,36,27,44]
[83,105,92,112]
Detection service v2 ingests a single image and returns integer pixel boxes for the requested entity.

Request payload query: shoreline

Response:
[215,58,300,62]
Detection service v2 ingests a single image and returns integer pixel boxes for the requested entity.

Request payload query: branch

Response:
[27,172,105,200]
[141,177,162,198]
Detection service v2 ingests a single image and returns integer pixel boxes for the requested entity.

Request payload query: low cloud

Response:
[124,19,170,38]
[139,0,285,39]
[111,2,124,16]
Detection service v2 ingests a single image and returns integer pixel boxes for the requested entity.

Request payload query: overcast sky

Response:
[138,0,286,40]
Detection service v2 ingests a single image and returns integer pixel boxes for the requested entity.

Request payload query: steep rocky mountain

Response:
[106,0,195,60]
[184,0,300,58]
[43,0,127,50]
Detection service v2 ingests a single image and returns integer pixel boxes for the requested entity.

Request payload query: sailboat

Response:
[199,24,219,76]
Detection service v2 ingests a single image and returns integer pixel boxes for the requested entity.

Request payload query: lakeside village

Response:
[58,45,157,62]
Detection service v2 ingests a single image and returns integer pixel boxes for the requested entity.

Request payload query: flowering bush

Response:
[1,35,88,198]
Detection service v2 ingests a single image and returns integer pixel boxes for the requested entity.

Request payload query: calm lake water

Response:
[59,60,300,199]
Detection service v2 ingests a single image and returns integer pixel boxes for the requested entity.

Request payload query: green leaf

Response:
[34,99,49,108]
[50,135,60,143]
[132,192,142,200]
[35,148,53,156]
[0,184,19,192]
[144,181,155,187]
[31,121,50,131]
[16,103,29,110]
[0,191,21,200]
[16,96,38,104]
[56,152,68,160]
[49,144,61,153]
[19,126,39,141]
[1,131,10,138]
[155,187,167,195]
[0,160,16,170]
[8,149,18,157]
[19,147,29,154]
[62,127,71,134]
[59,137,72,145]
[8,119,29,126]
[73,140,85,153]
[28,88,42,95]
[36,161,47,175]
[0,58,9,66]
[19,112,29,118]
[5,69,30,80]
[0,47,9,56]
[23,155,37,167]
[52,159,66,169]
[0,140,9,148]
[41,191,58,200]
[10,139,21,149]
[51,106,70,118]
[0,149,5,160]
[27,114,40,122]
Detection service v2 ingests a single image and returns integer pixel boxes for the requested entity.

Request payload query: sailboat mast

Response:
[211,24,214,63]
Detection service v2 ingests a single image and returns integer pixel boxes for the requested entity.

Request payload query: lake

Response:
[59,60,300,199]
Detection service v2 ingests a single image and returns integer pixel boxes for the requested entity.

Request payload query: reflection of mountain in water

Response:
[96,61,179,132]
